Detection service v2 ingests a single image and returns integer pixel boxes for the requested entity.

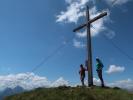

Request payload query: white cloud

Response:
[56,0,131,41]
[84,77,133,91]
[1,73,133,91]
[76,30,87,38]
[91,78,133,91]
[93,78,101,86]
[105,0,131,6]
[0,73,69,91]
[73,39,86,48]
[51,77,69,87]
[90,8,112,37]
[104,30,115,39]
[56,0,115,49]
[106,65,125,74]
[108,78,133,91]
[56,0,89,23]
[56,0,111,39]
[84,78,102,86]
[65,0,72,4]
[76,8,110,38]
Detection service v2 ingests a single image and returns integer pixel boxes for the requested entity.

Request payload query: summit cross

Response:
[73,5,107,87]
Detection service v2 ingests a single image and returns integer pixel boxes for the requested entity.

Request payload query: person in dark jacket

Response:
[96,58,105,87]
[79,64,87,86]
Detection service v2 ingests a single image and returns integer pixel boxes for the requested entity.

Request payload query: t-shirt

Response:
[79,68,86,76]
[96,61,104,70]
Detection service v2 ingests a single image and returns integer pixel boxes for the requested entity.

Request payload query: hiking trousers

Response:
[97,69,104,87]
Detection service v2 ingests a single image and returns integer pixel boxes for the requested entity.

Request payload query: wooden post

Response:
[86,6,93,86]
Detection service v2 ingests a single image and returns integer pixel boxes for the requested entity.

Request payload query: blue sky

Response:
[0,0,133,88]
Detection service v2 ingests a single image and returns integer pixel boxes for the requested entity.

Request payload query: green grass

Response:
[4,86,133,100]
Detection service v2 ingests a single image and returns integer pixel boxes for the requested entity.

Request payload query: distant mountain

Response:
[0,86,25,100]
[13,86,24,93]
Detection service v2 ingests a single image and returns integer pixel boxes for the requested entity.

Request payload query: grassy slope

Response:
[4,86,133,100]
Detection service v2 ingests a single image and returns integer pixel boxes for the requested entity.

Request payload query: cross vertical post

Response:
[86,6,93,86]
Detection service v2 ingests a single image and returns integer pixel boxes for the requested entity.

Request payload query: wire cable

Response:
[31,35,75,72]
[92,0,133,61]
[101,33,133,61]
[91,25,133,61]
[14,35,75,85]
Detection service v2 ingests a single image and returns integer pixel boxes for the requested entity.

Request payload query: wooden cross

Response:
[73,6,107,87]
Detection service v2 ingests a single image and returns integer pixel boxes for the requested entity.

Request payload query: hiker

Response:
[96,57,105,87]
[79,64,87,86]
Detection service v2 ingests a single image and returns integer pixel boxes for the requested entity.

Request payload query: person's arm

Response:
[79,70,81,74]
[101,62,104,68]
[99,60,104,68]
[85,67,88,71]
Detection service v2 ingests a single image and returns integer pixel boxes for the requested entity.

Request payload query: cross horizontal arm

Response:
[73,12,107,32]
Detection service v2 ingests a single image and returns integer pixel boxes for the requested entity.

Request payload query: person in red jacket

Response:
[79,64,88,86]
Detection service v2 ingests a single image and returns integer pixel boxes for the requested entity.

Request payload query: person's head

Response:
[96,57,100,62]
[80,64,83,68]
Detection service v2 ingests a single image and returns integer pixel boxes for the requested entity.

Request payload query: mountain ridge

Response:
[0,86,25,100]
